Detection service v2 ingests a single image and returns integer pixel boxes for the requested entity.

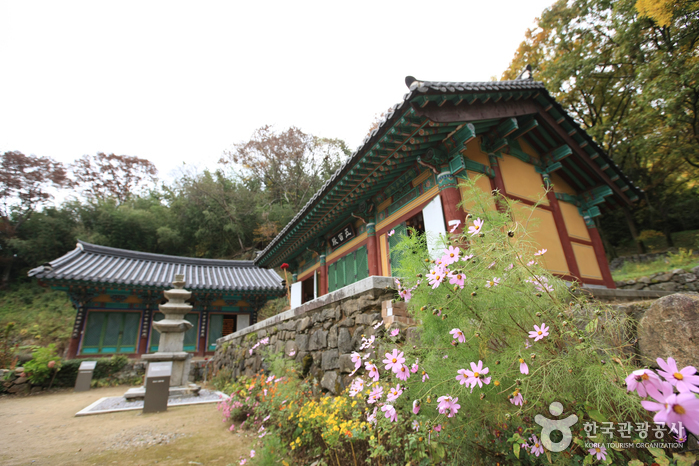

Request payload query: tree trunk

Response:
[660,209,675,248]
[0,258,13,290]
[594,217,617,259]
[623,206,646,254]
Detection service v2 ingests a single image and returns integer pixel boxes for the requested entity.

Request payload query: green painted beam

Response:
[510,118,538,140]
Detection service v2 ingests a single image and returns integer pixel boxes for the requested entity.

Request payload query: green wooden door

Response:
[389,223,408,276]
[81,311,140,355]
[355,246,369,282]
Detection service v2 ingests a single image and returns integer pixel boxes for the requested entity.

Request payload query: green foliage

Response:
[50,355,130,388]
[612,248,698,281]
[23,343,62,385]
[0,322,19,369]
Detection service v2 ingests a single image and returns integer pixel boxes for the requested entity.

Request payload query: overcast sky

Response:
[0,1,554,185]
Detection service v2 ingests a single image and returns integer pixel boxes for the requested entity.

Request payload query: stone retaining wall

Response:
[212,276,398,394]
[615,266,699,292]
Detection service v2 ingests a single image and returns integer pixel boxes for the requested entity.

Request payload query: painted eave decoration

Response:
[29,240,285,295]
[254,76,641,268]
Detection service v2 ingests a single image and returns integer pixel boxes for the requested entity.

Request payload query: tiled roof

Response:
[254,76,641,266]
[29,240,284,294]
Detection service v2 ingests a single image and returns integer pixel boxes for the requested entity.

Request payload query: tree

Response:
[221,126,349,217]
[0,151,70,288]
[70,152,158,204]
[503,0,699,252]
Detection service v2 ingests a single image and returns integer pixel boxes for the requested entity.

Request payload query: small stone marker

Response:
[143,361,172,413]
[74,361,97,392]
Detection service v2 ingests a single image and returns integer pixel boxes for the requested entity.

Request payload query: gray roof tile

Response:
[29,240,284,294]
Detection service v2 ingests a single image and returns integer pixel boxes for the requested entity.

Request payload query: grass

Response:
[613,229,699,257]
[0,282,74,356]
[611,248,699,282]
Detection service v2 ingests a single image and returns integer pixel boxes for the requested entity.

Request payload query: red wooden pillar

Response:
[319,255,328,296]
[487,154,508,212]
[542,174,582,281]
[366,223,379,276]
[587,220,617,289]
[437,171,467,235]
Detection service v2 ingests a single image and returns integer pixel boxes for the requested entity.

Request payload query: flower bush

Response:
[218,179,698,465]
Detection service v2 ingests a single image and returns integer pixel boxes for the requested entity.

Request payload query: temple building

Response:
[29,241,284,359]
[254,76,641,306]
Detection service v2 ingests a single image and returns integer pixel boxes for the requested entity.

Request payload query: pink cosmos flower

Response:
[588,444,607,461]
[412,419,420,430]
[510,391,523,406]
[656,357,699,393]
[381,404,397,422]
[434,424,442,432]
[519,358,529,375]
[448,270,465,288]
[487,261,496,269]
[367,407,378,425]
[388,229,395,237]
[398,288,412,301]
[390,328,400,337]
[530,435,544,456]
[386,384,404,402]
[288,349,296,357]
[485,277,500,288]
[349,377,364,397]
[411,363,419,373]
[450,328,466,343]
[422,371,430,382]
[528,323,549,341]
[465,360,491,391]
[383,349,406,374]
[360,335,376,350]
[447,397,461,418]
[367,386,383,404]
[437,395,456,414]
[524,340,532,349]
[240,459,247,465]
[660,392,699,435]
[468,218,484,236]
[527,260,536,267]
[505,263,514,271]
[412,399,421,415]
[641,380,675,416]
[462,253,474,262]
[428,266,446,289]
[675,426,687,443]
[250,450,256,458]
[441,246,460,266]
[373,320,384,329]
[456,369,469,385]
[534,248,548,256]
[396,364,411,381]
[351,351,363,369]
[364,362,379,382]
[625,369,661,397]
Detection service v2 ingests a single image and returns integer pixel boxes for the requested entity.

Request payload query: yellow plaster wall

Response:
[510,203,569,275]
[379,234,389,276]
[559,202,591,241]
[460,171,495,213]
[518,140,542,161]
[572,243,603,279]
[550,172,577,195]
[462,137,491,166]
[376,186,439,231]
[499,154,548,205]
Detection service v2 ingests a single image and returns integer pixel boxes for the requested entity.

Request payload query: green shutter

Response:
[328,262,336,292]
[183,313,199,351]
[355,246,369,281]
[344,252,355,286]
[389,223,408,276]
[208,314,224,351]
[336,257,346,289]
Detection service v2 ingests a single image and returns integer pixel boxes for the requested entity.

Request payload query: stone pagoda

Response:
[125,274,201,399]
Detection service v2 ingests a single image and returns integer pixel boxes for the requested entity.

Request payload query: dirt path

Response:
[0,386,254,466]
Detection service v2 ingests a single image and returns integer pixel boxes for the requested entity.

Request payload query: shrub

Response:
[50,355,129,387]
[23,344,62,386]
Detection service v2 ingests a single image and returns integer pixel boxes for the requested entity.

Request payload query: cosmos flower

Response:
[367,386,383,404]
[534,249,548,256]
[386,384,404,402]
[505,263,514,271]
[448,270,465,288]
[360,335,376,350]
[519,358,529,375]
[348,377,364,397]
[398,288,412,301]
[528,323,549,341]
[365,362,380,382]
[510,390,523,406]
[437,395,456,414]
[412,419,420,430]
[390,328,400,337]
[485,277,501,288]
[249,450,256,458]
[658,392,699,435]
[422,371,430,382]
[530,435,544,456]
[656,357,699,393]
[450,328,466,343]
[456,369,469,385]
[527,260,536,266]
[468,218,484,236]
[412,399,421,415]
[367,407,378,425]
[441,246,460,266]
[383,349,406,374]
[462,254,474,262]
[428,266,447,289]
[411,363,419,373]
[625,369,661,397]
[388,229,395,237]
[588,444,607,461]
[381,404,397,422]
[351,352,363,369]
[464,360,491,391]
[396,364,411,381]
[373,320,384,329]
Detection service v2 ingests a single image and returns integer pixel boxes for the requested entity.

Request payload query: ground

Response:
[0,386,254,466]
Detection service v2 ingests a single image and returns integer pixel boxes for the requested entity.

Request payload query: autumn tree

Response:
[503,0,699,251]
[221,126,349,216]
[0,151,70,287]
[70,152,158,204]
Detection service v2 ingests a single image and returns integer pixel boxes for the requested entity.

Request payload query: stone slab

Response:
[76,389,226,416]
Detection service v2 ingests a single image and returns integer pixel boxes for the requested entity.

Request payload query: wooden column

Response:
[66,290,94,359]
[319,255,328,296]
[542,174,582,281]
[487,154,509,212]
[437,171,467,235]
[366,223,379,276]
[588,219,617,289]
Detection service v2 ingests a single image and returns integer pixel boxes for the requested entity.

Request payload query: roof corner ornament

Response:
[405,75,422,90]
[516,64,533,81]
